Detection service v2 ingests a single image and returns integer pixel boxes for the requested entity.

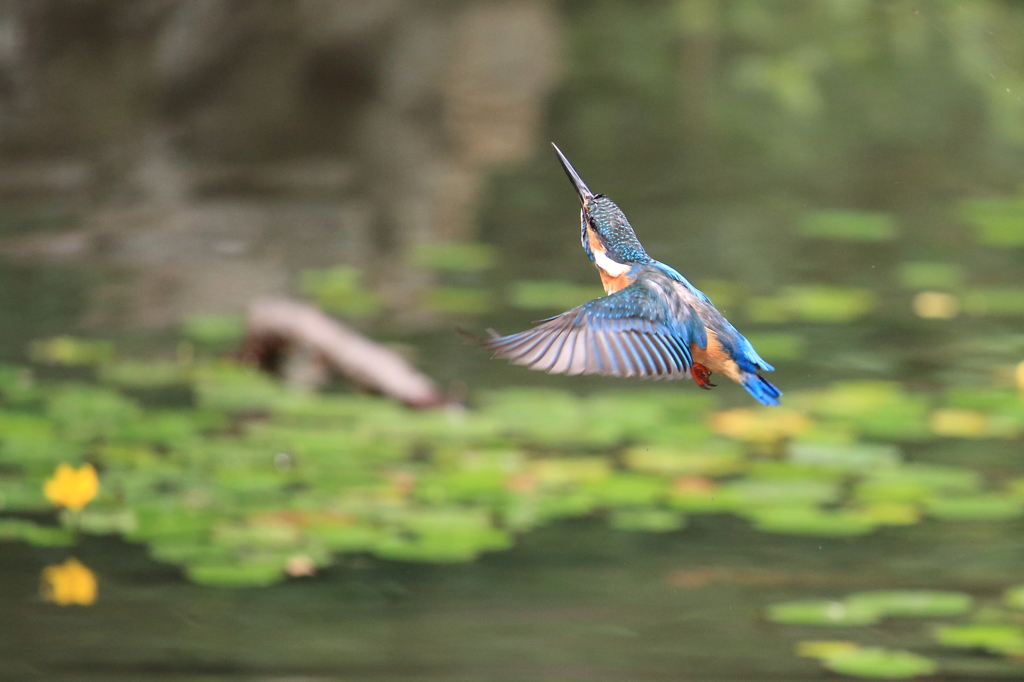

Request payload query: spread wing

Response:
[482,274,706,379]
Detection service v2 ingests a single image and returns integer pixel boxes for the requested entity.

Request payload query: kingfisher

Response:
[478,143,781,406]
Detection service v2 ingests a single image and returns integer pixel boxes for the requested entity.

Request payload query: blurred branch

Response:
[246,296,445,408]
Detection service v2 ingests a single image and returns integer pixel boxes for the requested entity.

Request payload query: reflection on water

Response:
[4,1,1024,680]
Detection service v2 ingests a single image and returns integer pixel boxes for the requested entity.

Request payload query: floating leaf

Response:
[374,508,511,563]
[300,266,380,317]
[798,210,896,241]
[854,503,920,526]
[47,385,143,442]
[29,336,114,366]
[722,478,841,507]
[767,599,881,626]
[796,640,861,659]
[410,242,496,271]
[624,444,745,476]
[782,285,875,322]
[741,332,806,360]
[808,381,929,439]
[898,261,964,289]
[181,314,247,346]
[924,495,1023,521]
[934,623,1024,655]
[930,408,997,438]
[1003,585,1024,610]
[711,407,810,442]
[99,360,188,388]
[609,508,685,532]
[423,287,493,314]
[584,473,666,507]
[0,518,74,546]
[509,280,604,310]
[845,590,973,618]
[959,196,1024,246]
[822,647,937,679]
[747,507,874,536]
[787,442,901,472]
[856,464,982,503]
[963,288,1024,316]
[186,558,286,587]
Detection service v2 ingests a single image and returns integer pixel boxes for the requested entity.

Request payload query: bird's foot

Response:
[691,363,716,389]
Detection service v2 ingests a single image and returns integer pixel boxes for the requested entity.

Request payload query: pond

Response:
[4,2,1024,680]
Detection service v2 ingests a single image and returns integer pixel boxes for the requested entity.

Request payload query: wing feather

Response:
[482,269,701,380]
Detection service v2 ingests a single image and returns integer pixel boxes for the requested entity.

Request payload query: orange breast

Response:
[691,330,741,381]
[599,270,633,294]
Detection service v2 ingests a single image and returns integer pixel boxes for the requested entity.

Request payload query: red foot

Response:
[691,363,717,390]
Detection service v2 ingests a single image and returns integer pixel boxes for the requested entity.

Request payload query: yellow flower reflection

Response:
[40,558,97,606]
[44,463,99,512]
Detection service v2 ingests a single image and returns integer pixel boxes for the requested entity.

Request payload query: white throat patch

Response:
[593,247,631,277]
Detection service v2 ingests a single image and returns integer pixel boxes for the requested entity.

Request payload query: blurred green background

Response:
[4,1,1024,680]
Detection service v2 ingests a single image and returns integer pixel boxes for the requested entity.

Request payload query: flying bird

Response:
[478,144,781,406]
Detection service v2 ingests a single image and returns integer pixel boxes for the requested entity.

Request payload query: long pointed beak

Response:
[551,143,594,205]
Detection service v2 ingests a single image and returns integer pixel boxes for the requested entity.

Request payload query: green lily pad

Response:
[99,360,189,388]
[766,599,881,626]
[186,558,286,587]
[193,363,291,412]
[822,647,937,679]
[0,518,74,546]
[1005,585,1024,610]
[182,314,247,346]
[509,280,603,310]
[374,508,511,563]
[923,495,1024,521]
[305,522,378,552]
[47,385,143,442]
[747,507,875,537]
[959,196,1024,246]
[741,332,806,360]
[898,261,964,289]
[299,266,380,317]
[845,590,973,618]
[963,288,1024,316]
[410,242,496,272]
[584,473,666,507]
[73,507,139,535]
[855,464,981,503]
[782,285,875,322]
[624,445,745,476]
[933,623,1024,655]
[609,508,685,532]
[787,442,901,472]
[423,287,493,314]
[798,210,896,242]
[720,478,842,507]
[29,336,114,365]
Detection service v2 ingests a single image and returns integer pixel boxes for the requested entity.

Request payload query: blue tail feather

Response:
[743,373,782,406]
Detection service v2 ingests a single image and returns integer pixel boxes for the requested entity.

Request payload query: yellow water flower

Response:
[44,463,99,512]
[796,640,860,659]
[711,408,810,442]
[40,558,97,606]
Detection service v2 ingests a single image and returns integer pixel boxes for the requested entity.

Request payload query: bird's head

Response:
[551,144,652,275]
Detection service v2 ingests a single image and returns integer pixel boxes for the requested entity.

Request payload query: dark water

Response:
[6,3,1024,680]
[5,518,1023,681]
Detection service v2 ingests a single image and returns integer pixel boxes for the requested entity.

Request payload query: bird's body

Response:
[481,144,781,406]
